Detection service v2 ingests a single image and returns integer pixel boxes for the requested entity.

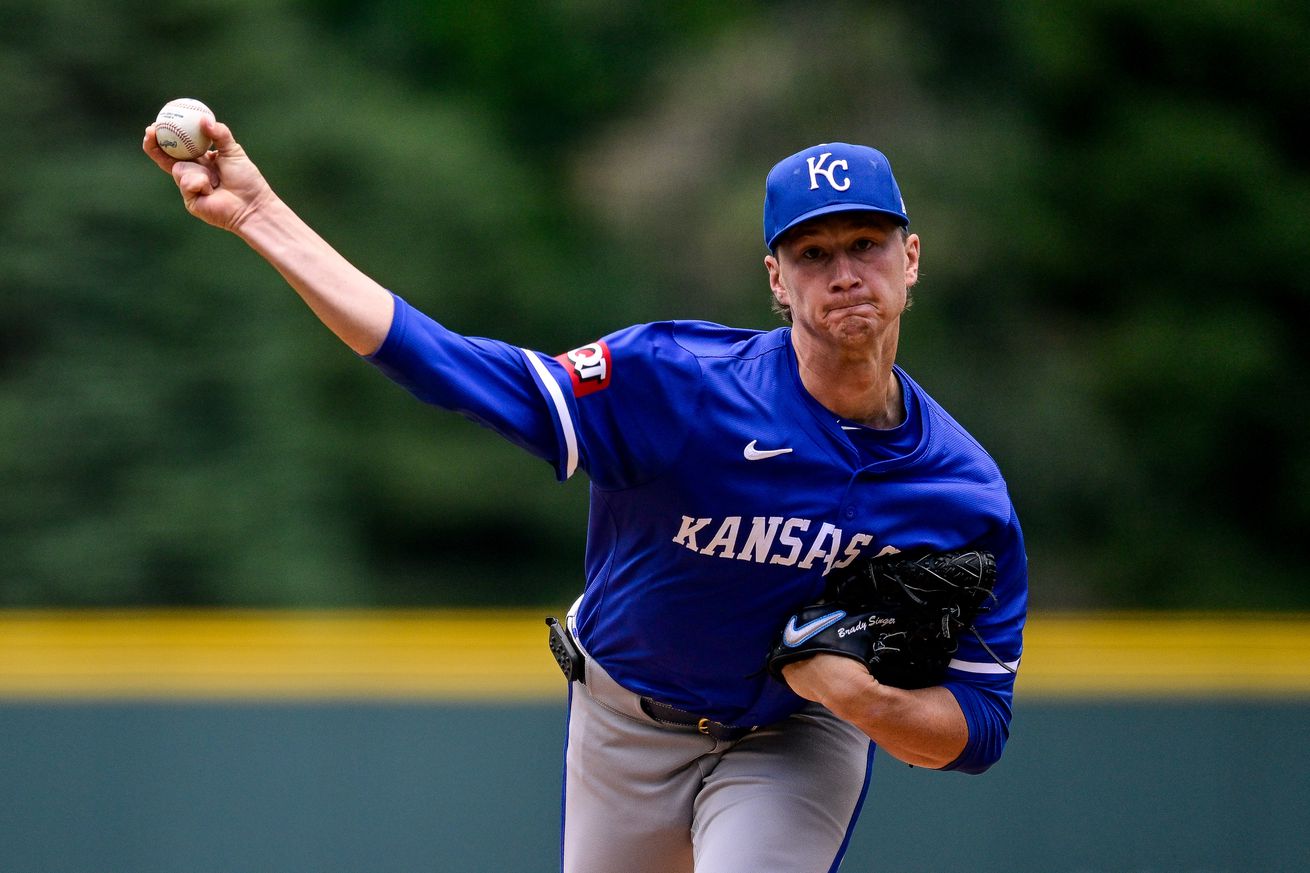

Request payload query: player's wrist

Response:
[229,187,283,236]
[785,655,880,720]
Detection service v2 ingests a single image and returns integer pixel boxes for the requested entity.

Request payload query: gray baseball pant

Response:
[560,649,876,873]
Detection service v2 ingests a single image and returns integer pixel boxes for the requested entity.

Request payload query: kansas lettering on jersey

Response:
[672,515,871,574]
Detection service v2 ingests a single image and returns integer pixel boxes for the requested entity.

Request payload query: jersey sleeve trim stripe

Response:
[948,657,1021,674]
[521,348,579,480]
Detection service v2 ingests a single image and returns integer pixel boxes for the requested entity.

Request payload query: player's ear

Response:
[765,254,790,307]
[903,232,921,288]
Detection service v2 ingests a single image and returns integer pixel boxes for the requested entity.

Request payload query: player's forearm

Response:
[236,196,394,356]
[834,681,968,769]
[791,657,966,768]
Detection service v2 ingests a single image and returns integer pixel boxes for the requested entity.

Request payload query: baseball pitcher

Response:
[145,118,1027,873]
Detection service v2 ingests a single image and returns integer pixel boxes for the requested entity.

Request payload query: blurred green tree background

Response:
[1,0,1306,608]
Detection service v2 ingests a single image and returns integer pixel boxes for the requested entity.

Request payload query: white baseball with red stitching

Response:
[154,98,215,160]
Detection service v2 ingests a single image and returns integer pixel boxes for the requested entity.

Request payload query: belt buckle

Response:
[697,717,711,735]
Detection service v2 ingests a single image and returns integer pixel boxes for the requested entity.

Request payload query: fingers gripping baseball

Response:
[144,117,274,233]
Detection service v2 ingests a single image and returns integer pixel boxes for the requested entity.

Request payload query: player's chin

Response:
[825,312,882,344]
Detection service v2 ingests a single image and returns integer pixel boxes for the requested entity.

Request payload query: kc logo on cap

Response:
[806,152,850,192]
[763,142,909,249]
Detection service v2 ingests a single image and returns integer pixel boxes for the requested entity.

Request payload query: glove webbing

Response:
[877,556,1016,676]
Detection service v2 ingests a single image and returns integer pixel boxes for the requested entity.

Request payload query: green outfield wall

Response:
[2,612,1307,873]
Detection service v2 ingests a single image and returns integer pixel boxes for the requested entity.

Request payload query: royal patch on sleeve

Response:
[555,340,612,397]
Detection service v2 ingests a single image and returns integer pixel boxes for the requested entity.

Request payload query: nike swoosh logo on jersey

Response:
[743,440,793,461]
[781,610,847,648]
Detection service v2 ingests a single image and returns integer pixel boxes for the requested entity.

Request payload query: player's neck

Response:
[791,329,904,429]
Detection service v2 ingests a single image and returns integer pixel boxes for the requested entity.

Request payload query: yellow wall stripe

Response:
[0,610,563,701]
[1018,612,1310,699]
[1,610,1308,701]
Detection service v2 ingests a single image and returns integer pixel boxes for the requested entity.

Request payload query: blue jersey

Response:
[370,294,1027,772]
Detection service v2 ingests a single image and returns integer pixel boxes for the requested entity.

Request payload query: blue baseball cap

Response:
[763,142,909,250]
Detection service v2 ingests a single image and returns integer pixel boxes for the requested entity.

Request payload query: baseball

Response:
[154,98,215,160]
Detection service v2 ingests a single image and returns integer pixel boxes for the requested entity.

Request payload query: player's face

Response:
[765,214,920,353]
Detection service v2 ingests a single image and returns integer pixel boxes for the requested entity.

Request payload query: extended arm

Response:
[782,655,967,768]
[143,117,393,355]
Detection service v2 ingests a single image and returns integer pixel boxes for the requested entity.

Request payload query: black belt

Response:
[638,698,757,742]
[547,615,755,742]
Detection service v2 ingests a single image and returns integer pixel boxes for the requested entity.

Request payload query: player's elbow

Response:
[941,740,1005,774]
[939,712,1008,773]
[938,680,1013,775]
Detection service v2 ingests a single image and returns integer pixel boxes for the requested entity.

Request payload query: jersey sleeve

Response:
[939,505,1028,774]
[365,294,576,480]
[364,295,703,488]
[550,321,704,491]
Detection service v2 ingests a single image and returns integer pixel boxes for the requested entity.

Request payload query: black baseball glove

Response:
[767,550,999,690]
